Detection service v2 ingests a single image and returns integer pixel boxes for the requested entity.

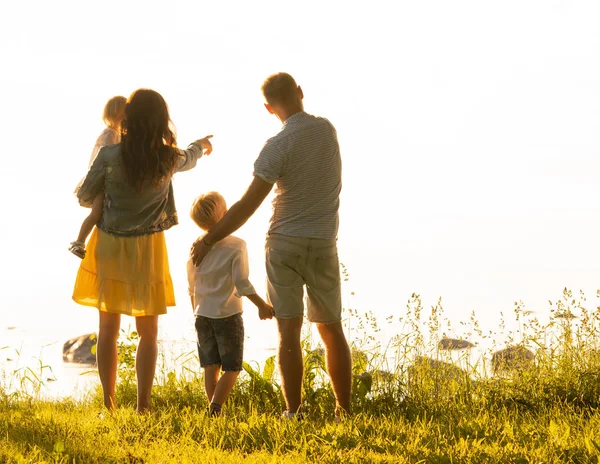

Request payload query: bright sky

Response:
[1,1,600,348]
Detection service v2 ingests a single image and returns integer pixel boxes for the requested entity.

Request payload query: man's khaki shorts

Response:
[265,234,341,323]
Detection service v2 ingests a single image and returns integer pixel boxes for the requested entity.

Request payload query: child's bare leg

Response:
[211,370,240,407]
[203,364,220,401]
[76,195,104,243]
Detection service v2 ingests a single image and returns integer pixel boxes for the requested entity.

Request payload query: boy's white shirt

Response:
[187,235,256,318]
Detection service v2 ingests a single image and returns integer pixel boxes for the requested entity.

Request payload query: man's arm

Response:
[191,176,273,266]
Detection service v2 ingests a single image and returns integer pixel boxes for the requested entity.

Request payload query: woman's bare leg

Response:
[135,315,159,413]
[97,311,121,410]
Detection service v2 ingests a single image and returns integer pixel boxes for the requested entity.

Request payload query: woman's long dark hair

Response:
[121,89,178,191]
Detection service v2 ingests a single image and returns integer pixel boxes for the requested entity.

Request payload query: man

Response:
[191,72,351,419]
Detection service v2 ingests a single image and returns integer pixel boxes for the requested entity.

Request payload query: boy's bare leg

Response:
[135,315,159,413]
[203,365,220,401]
[211,371,240,406]
[316,321,352,414]
[277,316,304,413]
[97,311,121,410]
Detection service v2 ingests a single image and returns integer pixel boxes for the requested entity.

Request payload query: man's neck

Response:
[277,106,304,123]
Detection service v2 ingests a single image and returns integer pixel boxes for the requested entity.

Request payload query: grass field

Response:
[2,290,600,463]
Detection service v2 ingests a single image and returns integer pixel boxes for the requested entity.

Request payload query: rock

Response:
[554,310,577,320]
[491,345,534,374]
[353,371,373,399]
[63,333,97,365]
[438,338,475,350]
[408,356,469,383]
[372,369,394,383]
[407,356,471,398]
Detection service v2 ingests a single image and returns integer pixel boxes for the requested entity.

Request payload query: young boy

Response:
[187,191,274,417]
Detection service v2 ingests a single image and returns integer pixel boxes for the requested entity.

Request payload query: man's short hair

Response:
[261,72,299,107]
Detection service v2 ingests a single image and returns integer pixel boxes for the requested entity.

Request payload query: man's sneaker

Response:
[280,410,303,421]
[69,241,86,259]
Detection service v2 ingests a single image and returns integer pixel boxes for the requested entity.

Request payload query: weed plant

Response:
[2,286,600,462]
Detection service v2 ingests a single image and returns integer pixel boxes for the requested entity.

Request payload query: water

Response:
[1,288,593,400]
[1,326,98,399]
[0,313,280,400]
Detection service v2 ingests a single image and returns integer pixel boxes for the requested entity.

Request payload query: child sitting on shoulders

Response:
[187,191,274,417]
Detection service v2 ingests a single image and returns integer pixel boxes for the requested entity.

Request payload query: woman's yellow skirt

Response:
[72,229,175,316]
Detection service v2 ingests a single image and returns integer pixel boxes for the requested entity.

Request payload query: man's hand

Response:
[258,302,275,320]
[196,135,213,155]
[191,237,211,267]
[189,176,274,267]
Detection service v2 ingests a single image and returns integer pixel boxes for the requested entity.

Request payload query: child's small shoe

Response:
[69,241,86,259]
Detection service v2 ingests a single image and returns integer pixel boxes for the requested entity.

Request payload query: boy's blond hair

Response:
[190,192,227,231]
[102,95,127,128]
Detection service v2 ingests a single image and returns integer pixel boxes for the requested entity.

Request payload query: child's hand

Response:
[258,303,275,320]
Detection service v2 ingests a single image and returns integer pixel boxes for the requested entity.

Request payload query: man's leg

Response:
[316,321,352,414]
[277,316,304,413]
[265,235,308,414]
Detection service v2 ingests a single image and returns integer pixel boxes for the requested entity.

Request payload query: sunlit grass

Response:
[2,287,600,462]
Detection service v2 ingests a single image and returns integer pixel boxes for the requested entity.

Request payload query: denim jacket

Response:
[76,141,204,237]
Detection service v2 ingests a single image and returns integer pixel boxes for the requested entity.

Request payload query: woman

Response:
[73,88,213,412]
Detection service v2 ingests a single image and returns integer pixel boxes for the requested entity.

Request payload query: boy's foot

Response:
[280,410,303,421]
[209,402,222,417]
[69,241,86,259]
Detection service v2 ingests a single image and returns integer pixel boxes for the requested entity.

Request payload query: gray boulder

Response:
[491,345,534,374]
[63,333,97,364]
[407,356,471,398]
[438,338,475,350]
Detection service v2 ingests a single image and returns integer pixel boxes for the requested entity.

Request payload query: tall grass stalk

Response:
[2,287,600,462]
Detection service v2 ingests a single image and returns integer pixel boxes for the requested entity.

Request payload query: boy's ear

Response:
[264,103,275,114]
[297,86,304,101]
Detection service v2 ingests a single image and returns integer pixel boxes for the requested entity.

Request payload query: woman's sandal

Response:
[69,241,86,259]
